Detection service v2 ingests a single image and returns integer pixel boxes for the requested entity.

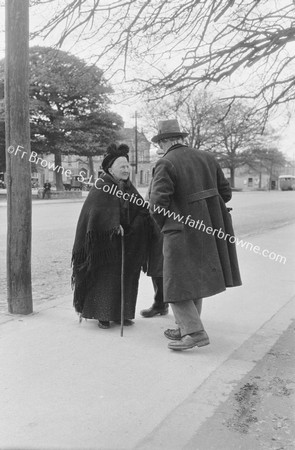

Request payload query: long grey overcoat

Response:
[149,143,242,303]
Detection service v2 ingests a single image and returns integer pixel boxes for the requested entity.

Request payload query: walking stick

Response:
[119,225,125,337]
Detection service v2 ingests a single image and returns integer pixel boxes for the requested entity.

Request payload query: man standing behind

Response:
[149,119,242,351]
[140,166,167,318]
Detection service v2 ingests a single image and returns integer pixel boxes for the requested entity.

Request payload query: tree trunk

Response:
[88,155,94,179]
[54,149,64,190]
[230,166,235,188]
[5,0,32,314]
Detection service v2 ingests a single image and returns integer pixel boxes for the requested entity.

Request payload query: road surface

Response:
[0,190,294,313]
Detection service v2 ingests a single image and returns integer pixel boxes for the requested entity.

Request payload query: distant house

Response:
[31,154,103,188]
[30,127,152,188]
[223,165,276,190]
[223,158,293,191]
[116,127,151,186]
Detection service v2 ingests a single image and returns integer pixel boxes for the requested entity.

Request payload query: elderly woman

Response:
[71,143,149,329]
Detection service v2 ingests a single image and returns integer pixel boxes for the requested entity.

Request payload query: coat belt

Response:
[187,188,219,203]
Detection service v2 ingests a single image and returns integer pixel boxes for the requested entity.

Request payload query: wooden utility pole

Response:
[5,0,32,314]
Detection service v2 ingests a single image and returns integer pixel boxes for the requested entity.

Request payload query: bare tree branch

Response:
[31,0,295,112]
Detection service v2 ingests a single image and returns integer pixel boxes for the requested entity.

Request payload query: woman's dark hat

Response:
[151,119,188,143]
[101,144,129,172]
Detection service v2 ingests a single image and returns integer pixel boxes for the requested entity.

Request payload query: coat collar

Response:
[163,143,188,157]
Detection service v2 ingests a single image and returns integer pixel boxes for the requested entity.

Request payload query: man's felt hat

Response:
[151,119,188,143]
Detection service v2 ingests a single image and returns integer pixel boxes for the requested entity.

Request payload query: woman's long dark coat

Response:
[149,144,242,303]
[71,173,149,321]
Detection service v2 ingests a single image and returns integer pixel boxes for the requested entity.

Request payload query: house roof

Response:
[117,127,150,145]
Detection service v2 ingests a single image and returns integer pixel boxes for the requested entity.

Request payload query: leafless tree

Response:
[244,142,286,189]
[209,101,266,187]
[32,0,295,117]
[140,90,221,149]
[140,90,267,186]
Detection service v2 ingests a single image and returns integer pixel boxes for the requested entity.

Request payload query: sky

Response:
[0,1,294,160]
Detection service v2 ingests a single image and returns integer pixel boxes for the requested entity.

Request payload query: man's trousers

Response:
[170,299,204,337]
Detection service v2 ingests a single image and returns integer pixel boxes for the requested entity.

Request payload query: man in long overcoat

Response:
[149,119,242,351]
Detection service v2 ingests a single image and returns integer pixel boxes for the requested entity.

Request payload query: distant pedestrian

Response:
[150,119,242,351]
[71,143,149,329]
[42,181,51,199]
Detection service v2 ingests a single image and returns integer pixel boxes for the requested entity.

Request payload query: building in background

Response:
[223,157,295,191]
[30,127,152,189]
[117,127,151,186]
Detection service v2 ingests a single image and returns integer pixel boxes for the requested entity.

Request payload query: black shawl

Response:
[71,173,149,313]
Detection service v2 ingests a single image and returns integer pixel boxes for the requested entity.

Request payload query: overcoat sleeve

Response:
[149,158,176,229]
[216,164,232,203]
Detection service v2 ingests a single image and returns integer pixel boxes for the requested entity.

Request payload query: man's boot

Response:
[140,303,168,318]
[140,276,168,317]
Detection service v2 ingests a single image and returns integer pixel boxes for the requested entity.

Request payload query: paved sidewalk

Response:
[0,224,294,449]
[184,320,295,450]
